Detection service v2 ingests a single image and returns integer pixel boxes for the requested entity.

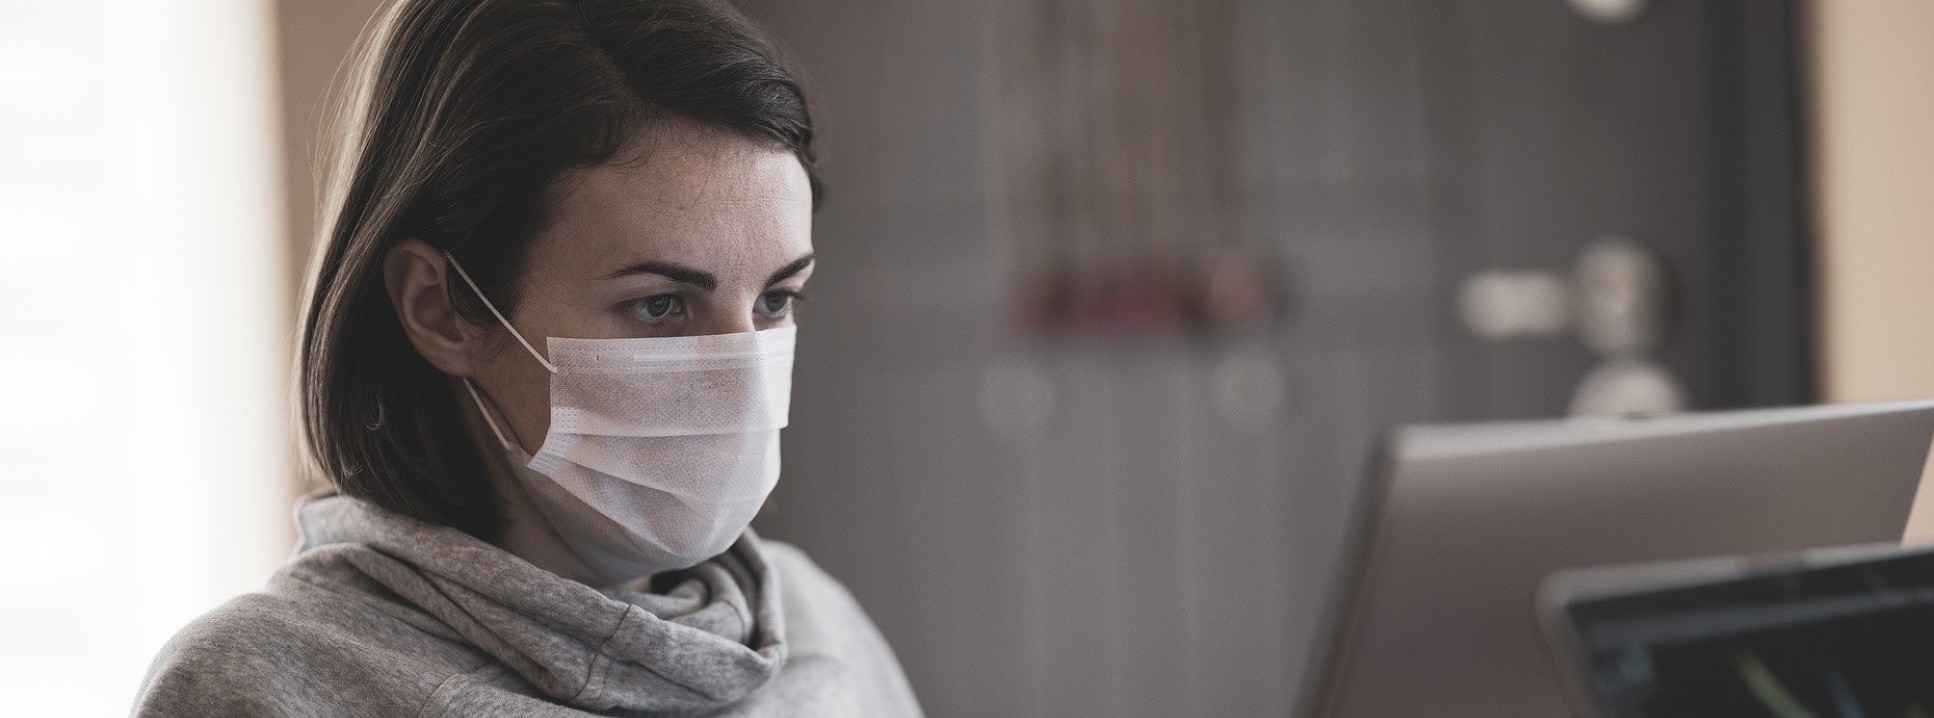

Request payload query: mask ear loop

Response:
[441,250,558,374]
[460,378,529,458]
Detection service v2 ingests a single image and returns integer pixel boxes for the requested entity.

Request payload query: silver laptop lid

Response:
[1306,401,1934,718]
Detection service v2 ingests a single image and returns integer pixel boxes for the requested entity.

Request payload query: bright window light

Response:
[0,0,290,715]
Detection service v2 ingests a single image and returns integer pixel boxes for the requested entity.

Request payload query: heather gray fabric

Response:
[133,493,921,717]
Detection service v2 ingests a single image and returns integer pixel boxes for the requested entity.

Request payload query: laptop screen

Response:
[1563,550,1934,717]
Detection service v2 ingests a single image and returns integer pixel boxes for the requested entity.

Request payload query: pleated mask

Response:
[444,251,793,584]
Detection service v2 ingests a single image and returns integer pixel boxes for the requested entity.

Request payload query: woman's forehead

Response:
[530,129,813,282]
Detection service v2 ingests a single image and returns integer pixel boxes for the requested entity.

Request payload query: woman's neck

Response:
[450,376,610,587]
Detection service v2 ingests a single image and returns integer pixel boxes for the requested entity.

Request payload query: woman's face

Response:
[472,124,815,454]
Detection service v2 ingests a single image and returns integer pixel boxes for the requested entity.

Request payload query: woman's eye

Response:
[632,295,685,321]
[756,291,794,318]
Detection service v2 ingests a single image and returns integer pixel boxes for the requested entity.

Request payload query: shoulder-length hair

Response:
[299,0,819,540]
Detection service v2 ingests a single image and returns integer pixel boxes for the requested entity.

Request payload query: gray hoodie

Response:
[132,493,922,717]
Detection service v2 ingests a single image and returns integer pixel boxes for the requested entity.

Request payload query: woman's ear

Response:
[384,238,482,376]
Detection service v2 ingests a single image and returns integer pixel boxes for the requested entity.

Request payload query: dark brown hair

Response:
[298,0,818,540]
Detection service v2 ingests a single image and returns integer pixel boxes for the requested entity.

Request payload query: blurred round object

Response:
[1572,236,1669,357]
[1567,0,1648,25]
[977,356,1056,439]
[1456,270,1572,341]
[1568,358,1687,417]
[1210,347,1286,427]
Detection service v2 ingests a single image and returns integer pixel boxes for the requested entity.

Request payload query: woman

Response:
[134,0,921,715]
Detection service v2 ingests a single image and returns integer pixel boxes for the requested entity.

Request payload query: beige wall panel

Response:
[276,0,391,280]
[1813,0,1934,402]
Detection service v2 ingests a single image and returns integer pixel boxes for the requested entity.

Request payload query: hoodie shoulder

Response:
[757,540,925,716]
[759,540,880,639]
[133,587,470,717]
[759,539,874,652]
[759,541,841,601]
[132,593,338,717]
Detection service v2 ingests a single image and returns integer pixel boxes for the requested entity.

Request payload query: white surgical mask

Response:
[444,251,793,584]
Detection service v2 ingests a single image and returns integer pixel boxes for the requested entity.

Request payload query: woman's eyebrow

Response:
[765,253,815,287]
[602,261,717,291]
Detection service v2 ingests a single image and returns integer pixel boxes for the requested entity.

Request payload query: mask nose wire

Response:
[441,250,560,374]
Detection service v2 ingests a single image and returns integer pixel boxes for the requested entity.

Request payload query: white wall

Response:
[0,1,291,714]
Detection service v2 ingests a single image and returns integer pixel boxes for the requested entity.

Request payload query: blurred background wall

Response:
[275,0,387,299]
[1811,0,1934,404]
[740,0,1809,715]
[1,0,1932,716]
[0,0,288,715]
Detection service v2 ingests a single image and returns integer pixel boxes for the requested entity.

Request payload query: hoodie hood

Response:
[285,492,786,714]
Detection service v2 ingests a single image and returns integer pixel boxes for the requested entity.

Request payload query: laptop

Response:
[1301,401,1934,718]
[1540,542,1934,717]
